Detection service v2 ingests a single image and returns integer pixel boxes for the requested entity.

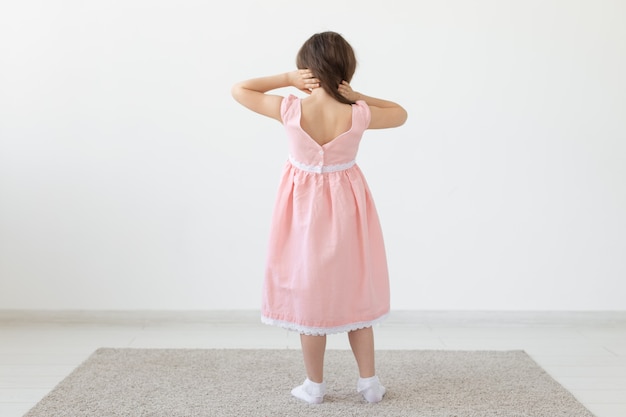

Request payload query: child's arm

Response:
[231,70,320,122]
[338,81,407,129]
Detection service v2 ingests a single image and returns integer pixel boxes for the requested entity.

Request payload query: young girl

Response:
[231,31,407,404]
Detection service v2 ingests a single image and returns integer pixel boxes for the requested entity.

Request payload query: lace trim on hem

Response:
[260,313,389,336]
[288,155,356,174]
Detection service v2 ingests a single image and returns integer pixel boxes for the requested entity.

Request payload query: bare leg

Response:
[348,327,375,378]
[291,334,327,404]
[349,326,386,403]
[300,334,326,383]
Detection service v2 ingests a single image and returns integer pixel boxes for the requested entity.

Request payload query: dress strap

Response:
[288,155,356,173]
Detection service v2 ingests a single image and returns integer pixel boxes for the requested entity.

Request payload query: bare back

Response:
[299,96,354,146]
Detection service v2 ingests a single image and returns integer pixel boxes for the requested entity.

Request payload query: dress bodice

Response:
[280,94,371,171]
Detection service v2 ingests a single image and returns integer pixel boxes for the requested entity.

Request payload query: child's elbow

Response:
[392,108,408,127]
[398,108,408,126]
[231,84,243,102]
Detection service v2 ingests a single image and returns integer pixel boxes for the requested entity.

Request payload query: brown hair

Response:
[296,31,357,105]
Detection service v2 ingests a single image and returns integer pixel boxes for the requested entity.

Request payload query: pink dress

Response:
[261,94,390,335]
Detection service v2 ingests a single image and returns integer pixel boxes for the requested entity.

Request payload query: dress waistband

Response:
[288,155,356,173]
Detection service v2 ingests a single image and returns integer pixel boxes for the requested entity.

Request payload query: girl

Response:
[231,31,407,404]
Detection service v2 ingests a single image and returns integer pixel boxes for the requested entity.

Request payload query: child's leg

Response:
[348,327,375,377]
[300,334,326,382]
[291,334,327,404]
[348,326,386,403]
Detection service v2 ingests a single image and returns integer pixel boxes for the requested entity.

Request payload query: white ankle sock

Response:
[357,375,386,403]
[291,378,326,404]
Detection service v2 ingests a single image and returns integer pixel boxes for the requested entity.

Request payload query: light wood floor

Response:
[1,310,625,417]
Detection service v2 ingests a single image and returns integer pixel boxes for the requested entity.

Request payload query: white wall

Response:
[1,1,624,311]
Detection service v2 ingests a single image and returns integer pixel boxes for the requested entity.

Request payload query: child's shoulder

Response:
[280,94,301,118]
[282,93,299,106]
[352,99,371,125]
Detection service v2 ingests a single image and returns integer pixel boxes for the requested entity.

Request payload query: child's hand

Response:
[338,80,361,102]
[290,69,320,94]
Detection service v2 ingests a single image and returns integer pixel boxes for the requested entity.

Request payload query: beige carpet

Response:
[25,348,595,417]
